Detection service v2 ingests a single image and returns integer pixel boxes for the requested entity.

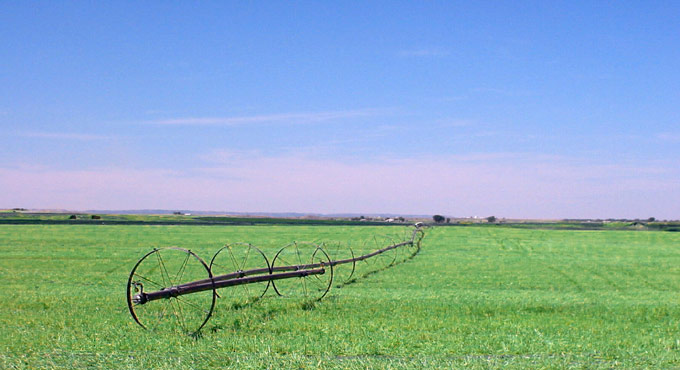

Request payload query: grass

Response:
[1,224,679,369]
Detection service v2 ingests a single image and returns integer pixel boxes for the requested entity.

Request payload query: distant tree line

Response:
[432,215,497,223]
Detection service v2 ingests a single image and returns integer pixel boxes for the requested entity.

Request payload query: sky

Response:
[1,1,679,219]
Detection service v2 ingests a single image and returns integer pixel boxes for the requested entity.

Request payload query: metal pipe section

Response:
[173,266,273,291]
[135,267,326,304]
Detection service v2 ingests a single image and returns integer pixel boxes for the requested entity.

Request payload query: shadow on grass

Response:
[336,242,422,289]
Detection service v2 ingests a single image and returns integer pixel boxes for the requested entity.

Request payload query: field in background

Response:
[2,210,679,231]
[1,224,679,369]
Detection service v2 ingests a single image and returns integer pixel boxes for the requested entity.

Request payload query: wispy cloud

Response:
[399,48,450,57]
[435,119,474,128]
[198,149,263,164]
[472,87,516,96]
[147,109,385,126]
[472,87,535,99]
[399,47,451,58]
[437,96,467,102]
[657,132,680,142]
[144,109,176,115]
[19,131,111,141]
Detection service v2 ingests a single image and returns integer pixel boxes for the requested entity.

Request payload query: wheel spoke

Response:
[177,296,212,314]
[156,251,173,286]
[170,298,187,333]
[133,273,164,289]
[174,252,191,284]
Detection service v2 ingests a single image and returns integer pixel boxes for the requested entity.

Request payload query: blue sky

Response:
[1,1,679,219]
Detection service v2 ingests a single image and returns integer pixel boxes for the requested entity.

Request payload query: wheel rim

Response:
[127,247,215,335]
[325,241,356,285]
[371,235,398,269]
[210,243,271,307]
[271,242,333,301]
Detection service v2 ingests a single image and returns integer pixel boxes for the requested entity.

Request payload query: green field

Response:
[1,224,679,369]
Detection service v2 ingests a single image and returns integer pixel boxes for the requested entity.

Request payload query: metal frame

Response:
[127,225,425,334]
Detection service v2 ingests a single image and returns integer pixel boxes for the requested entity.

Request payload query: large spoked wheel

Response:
[395,229,415,262]
[408,229,424,257]
[352,239,374,276]
[271,242,333,301]
[390,230,414,263]
[371,236,398,269]
[127,247,215,335]
[324,241,356,285]
[210,243,271,307]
